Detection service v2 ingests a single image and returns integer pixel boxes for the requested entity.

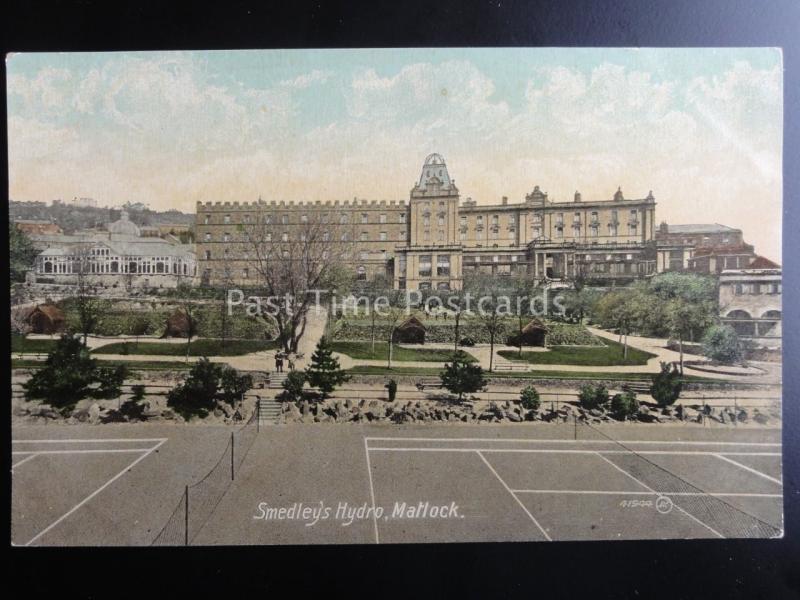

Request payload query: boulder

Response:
[753,412,769,425]
[88,403,103,424]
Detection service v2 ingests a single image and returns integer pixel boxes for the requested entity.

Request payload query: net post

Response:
[231,431,235,481]
[257,399,260,433]
[573,414,577,440]
[184,485,189,546]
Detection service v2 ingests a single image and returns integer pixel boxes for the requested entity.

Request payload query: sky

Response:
[6,48,783,261]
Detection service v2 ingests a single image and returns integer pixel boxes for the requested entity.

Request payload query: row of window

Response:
[204,213,407,225]
[203,231,403,243]
[731,283,781,295]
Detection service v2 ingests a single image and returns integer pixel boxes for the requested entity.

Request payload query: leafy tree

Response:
[130,384,146,403]
[280,370,307,402]
[10,224,38,283]
[665,298,714,374]
[650,362,683,406]
[305,336,350,399]
[578,383,610,410]
[520,385,541,411]
[23,335,100,413]
[702,324,743,364]
[610,389,639,420]
[440,350,487,402]
[475,292,508,372]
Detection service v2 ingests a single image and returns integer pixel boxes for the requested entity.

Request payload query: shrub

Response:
[520,385,541,411]
[650,362,682,406]
[280,370,307,402]
[130,384,146,402]
[385,378,398,402]
[92,364,129,399]
[167,358,220,419]
[119,398,148,421]
[610,390,639,420]
[578,383,609,410]
[23,335,100,413]
[459,337,476,347]
[702,324,743,364]
[440,350,487,402]
[219,366,253,405]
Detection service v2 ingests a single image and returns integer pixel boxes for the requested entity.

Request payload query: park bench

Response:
[415,377,445,392]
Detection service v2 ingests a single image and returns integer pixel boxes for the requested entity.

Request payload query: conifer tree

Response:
[305,336,349,399]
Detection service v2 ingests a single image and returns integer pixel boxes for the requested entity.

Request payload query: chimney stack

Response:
[501,196,508,205]
[574,191,582,202]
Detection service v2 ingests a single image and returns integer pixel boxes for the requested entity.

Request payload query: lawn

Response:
[92,338,278,357]
[330,341,476,362]
[11,336,59,354]
[346,365,718,383]
[498,339,655,367]
[12,359,192,370]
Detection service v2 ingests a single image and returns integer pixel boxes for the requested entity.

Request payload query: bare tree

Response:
[68,244,102,346]
[243,211,357,354]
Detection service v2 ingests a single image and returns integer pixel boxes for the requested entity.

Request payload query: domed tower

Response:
[401,153,463,291]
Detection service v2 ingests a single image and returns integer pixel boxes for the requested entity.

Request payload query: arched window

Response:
[44,261,53,273]
[156,262,165,273]
[726,309,754,336]
[356,266,367,281]
[129,262,138,274]
[110,261,119,273]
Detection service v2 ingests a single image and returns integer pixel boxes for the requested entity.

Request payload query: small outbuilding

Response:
[506,318,549,347]
[392,315,427,345]
[27,304,66,334]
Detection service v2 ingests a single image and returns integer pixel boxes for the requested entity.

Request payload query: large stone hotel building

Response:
[195,153,663,290]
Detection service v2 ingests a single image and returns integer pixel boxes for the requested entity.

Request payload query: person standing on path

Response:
[275,354,284,373]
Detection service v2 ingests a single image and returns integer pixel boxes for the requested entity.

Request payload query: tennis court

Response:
[11,422,783,545]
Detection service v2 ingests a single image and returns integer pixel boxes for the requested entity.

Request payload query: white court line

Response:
[477,451,552,542]
[22,438,167,547]
[13,438,169,444]
[363,437,380,545]
[367,447,780,457]
[592,452,725,539]
[511,490,782,498]
[12,454,39,469]
[13,449,156,456]
[714,454,783,486]
[365,437,781,447]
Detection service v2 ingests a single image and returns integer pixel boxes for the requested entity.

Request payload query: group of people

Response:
[274,351,301,373]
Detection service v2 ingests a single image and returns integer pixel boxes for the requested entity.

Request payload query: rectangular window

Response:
[361,213,368,224]
[301,214,308,223]
[360,251,369,260]
[242,268,249,279]
[204,214,211,225]
[282,233,289,242]
[423,230,430,241]
[281,215,289,225]
[438,215,445,227]
[204,233,211,241]
[460,216,467,227]
[419,255,432,277]
[379,231,387,241]
[423,215,430,227]
[591,211,598,223]
[556,213,564,225]
[361,232,368,241]
[223,233,230,242]
[555,226,563,238]
[436,255,450,276]
[399,231,406,241]
[379,214,387,224]
[399,213,406,224]
[204,250,211,260]
[224,214,231,224]
[492,215,499,226]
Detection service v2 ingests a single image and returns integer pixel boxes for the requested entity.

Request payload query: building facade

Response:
[196,154,660,290]
[718,256,782,349]
[30,212,196,289]
[654,222,755,275]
